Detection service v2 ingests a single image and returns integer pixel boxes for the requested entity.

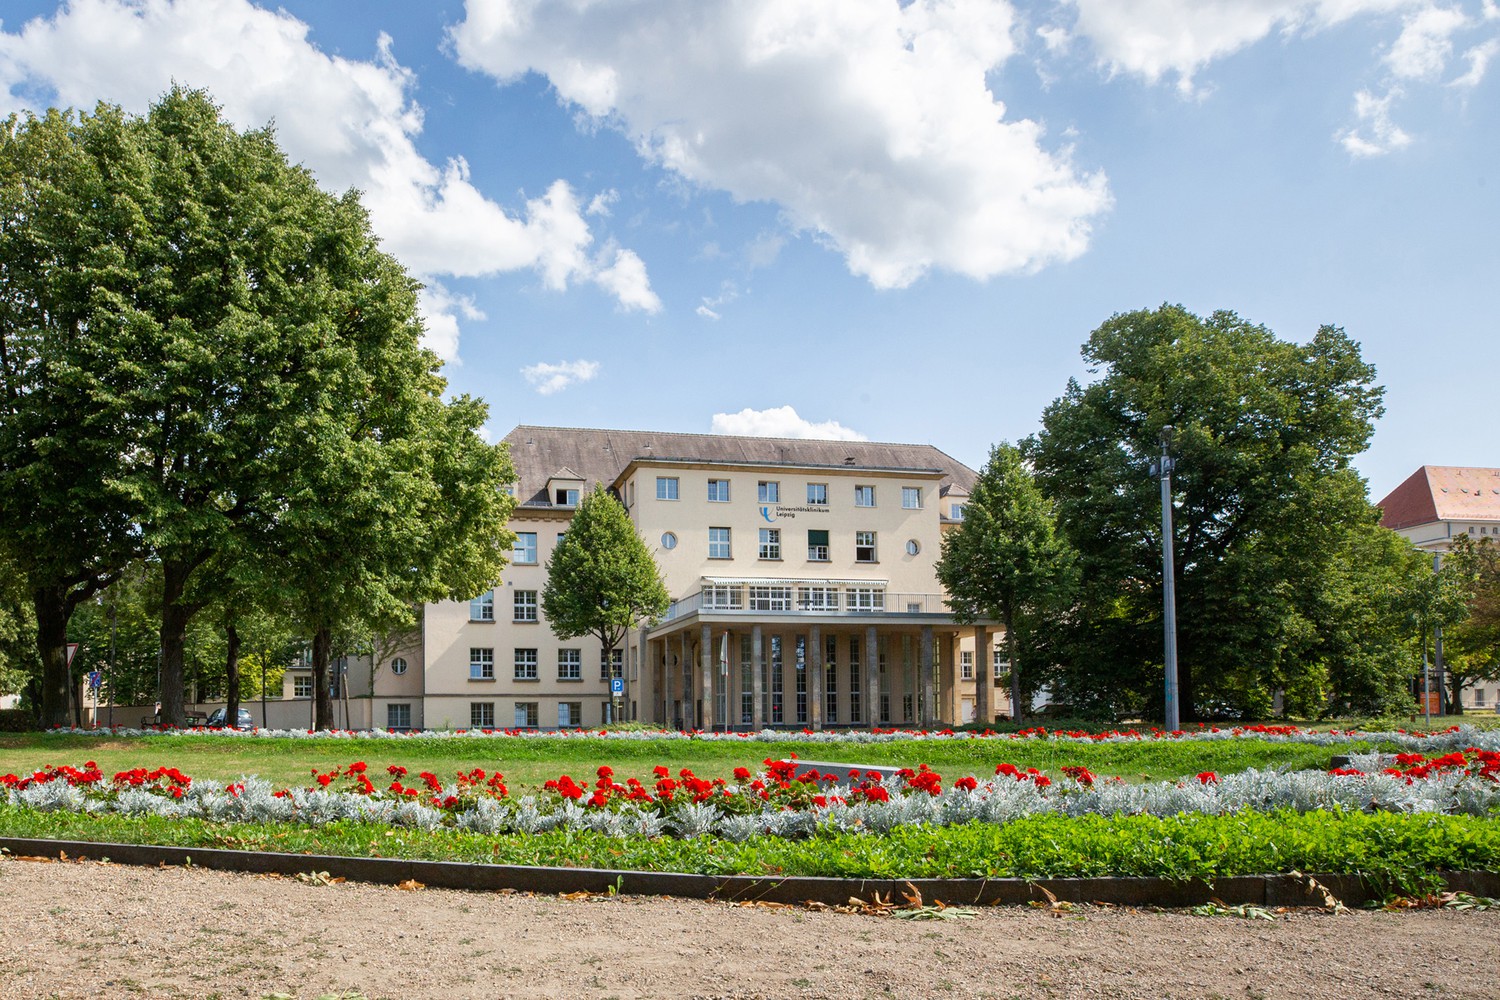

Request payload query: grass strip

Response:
[3,805,1494,898]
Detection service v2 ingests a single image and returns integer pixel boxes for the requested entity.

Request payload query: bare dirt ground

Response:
[2,853,1497,1000]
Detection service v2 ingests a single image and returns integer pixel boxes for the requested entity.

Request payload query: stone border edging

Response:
[5,837,1499,907]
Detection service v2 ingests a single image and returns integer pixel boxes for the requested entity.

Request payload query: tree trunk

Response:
[224,622,242,727]
[1448,672,1465,716]
[312,624,334,731]
[158,561,196,727]
[32,586,71,729]
[1007,622,1023,725]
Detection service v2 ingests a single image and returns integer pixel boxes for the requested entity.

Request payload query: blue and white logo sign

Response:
[610,677,625,696]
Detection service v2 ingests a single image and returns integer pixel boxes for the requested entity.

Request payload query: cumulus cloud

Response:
[710,406,867,441]
[0,0,658,362]
[1386,4,1469,78]
[521,359,602,395]
[451,0,1111,289]
[1452,35,1500,83]
[1337,88,1414,155]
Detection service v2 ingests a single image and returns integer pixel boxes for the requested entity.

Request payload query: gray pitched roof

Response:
[503,425,978,508]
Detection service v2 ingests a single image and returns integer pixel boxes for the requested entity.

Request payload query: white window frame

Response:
[951,503,966,521]
[758,527,781,560]
[799,586,839,611]
[961,651,974,681]
[855,530,877,563]
[708,527,732,559]
[993,648,1006,679]
[390,657,408,676]
[848,587,885,611]
[656,476,679,500]
[514,648,538,681]
[513,590,538,622]
[471,702,495,728]
[559,701,583,728]
[469,590,494,622]
[558,648,582,681]
[387,703,411,729]
[902,487,922,509]
[512,532,538,564]
[748,586,793,612]
[807,529,830,561]
[707,478,730,502]
[758,480,780,503]
[469,647,495,681]
[806,482,828,506]
[703,584,744,610]
[854,485,875,507]
[293,675,313,699]
[513,702,538,728]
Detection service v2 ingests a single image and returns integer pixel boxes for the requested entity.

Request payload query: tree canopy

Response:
[936,443,1076,722]
[1025,304,1389,720]
[542,484,669,673]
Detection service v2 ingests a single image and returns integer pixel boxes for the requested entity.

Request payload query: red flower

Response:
[1196,771,1219,785]
[733,767,752,782]
[953,776,978,792]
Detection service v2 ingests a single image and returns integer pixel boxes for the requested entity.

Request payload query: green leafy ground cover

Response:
[0,733,1368,789]
[1,806,1493,897]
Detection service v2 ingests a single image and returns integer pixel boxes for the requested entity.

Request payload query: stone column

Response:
[920,625,935,729]
[809,626,823,731]
[700,624,714,732]
[973,625,990,727]
[864,626,879,726]
[751,625,764,731]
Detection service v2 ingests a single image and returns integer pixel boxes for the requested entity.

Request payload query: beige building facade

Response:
[407,425,1014,731]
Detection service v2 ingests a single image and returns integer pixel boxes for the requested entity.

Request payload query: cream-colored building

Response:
[410,425,1016,731]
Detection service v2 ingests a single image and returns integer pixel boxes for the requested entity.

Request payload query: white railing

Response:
[664,589,950,621]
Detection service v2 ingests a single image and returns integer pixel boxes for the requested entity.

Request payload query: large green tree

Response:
[1434,534,1497,714]
[936,443,1076,723]
[542,484,670,698]
[1026,305,1386,720]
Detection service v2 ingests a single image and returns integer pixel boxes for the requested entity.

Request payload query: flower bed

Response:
[6,749,1497,843]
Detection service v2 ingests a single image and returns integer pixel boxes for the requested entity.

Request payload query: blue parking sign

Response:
[610,677,624,696]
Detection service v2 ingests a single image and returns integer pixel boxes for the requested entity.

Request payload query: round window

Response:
[390,657,408,676]
[661,532,678,550]
[905,539,921,556]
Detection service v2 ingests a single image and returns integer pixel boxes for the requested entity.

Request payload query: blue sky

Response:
[1,0,1495,502]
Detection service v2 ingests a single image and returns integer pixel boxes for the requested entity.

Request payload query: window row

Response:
[470,647,621,682]
[469,701,587,729]
[654,477,924,509]
[706,528,907,562]
[701,583,888,612]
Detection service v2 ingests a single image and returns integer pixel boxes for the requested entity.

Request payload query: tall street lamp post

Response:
[1150,426,1180,731]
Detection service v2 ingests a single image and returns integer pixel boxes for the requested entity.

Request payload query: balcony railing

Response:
[664,589,951,622]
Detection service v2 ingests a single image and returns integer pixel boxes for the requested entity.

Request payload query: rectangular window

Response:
[471,702,495,728]
[600,648,623,681]
[824,635,838,724]
[708,526,732,559]
[902,487,922,509]
[848,641,862,724]
[758,527,781,560]
[514,648,538,681]
[469,590,495,622]
[795,636,807,725]
[806,482,828,506]
[469,647,495,681]
[994,648,1006,680]
[513,702,538,728]
[855,530,877,562]
[758,481,780,503]
[799,586,839,611]
[1475,689,1487,706]
[740,635,754,725]
[512,532,538,564]
[703,584,743,610]
[513,590,538,622]
[558,648,581,681]
[961,650,974,681]
[555,488,580,506]
[854,485,875,507]
[748,586,793,611]
[807,528,830,561]
[656,476,679,500]
[559,701,583,728]
[707,478,730,502]
[294,675,313,699]
[951,503,966,521]
[848,587,885,611]
[387,703,411,730]
[770,636,783,724]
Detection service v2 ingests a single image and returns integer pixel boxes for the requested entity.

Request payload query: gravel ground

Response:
[2,852,1498,1000]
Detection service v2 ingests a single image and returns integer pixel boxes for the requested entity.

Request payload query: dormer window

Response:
[554,488,580,507]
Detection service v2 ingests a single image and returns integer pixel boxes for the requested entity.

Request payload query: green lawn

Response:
[1,731,1372,790]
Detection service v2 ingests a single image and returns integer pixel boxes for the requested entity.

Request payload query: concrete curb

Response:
[5,837,1498,907]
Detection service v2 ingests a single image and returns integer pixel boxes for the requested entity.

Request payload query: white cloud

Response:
[1337,88,1414,155]
[710,406,867,441]
[451,0,1111,288]
[417,283,485,363]
[521,359,602,395]
[696,282,740,321]
[1386,4,1469,79]
[1451,35,1500,83]
[586,189,619,216]
[0,0,658,362]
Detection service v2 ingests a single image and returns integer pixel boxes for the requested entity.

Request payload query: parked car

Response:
[204,707,256,730]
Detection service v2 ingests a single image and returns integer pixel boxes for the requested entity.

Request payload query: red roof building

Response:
[1377,465,1500,551]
